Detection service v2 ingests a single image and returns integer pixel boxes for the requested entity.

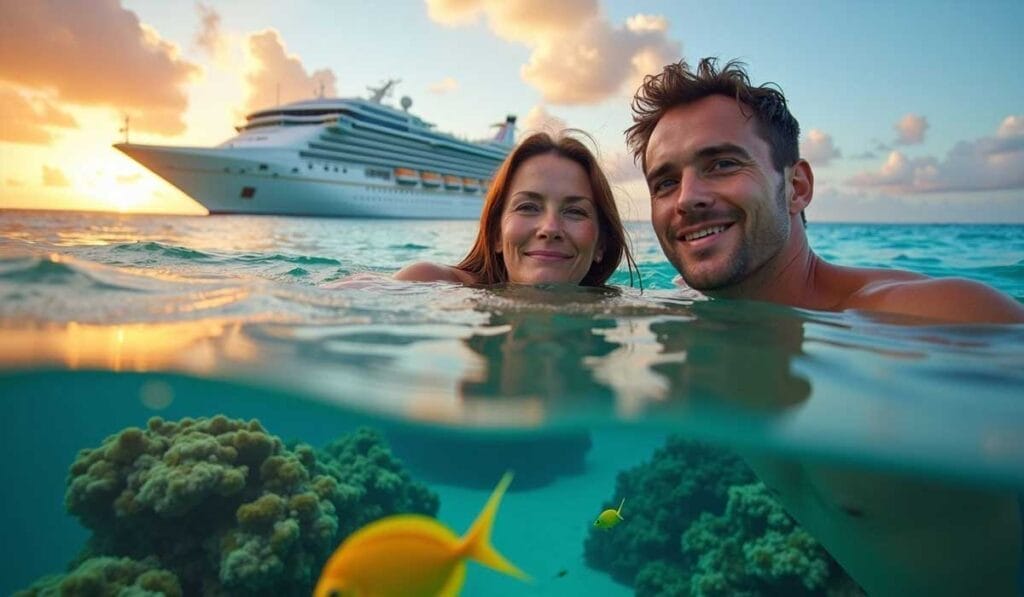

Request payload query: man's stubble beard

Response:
[674,180,790,292]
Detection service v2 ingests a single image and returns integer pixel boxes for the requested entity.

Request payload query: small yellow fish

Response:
[593,497,625,529]
[314,471,530,597]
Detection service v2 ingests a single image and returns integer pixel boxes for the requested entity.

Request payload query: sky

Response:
[1,0,1022,222]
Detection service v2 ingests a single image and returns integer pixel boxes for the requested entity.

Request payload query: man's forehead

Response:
[645,97,762,169]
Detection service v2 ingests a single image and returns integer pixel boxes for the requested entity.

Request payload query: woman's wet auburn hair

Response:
[455,131,639,287]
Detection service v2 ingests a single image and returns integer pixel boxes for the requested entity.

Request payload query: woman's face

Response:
[495,153,603,285]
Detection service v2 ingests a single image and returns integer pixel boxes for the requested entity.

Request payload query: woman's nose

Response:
[537,209,564,238]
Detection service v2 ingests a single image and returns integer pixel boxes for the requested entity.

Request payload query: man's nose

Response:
[675,170,715,213]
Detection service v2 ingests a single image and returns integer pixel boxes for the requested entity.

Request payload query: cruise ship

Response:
[115,81,516,219]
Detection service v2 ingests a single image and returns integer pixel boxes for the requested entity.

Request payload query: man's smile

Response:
[676,221,736,248]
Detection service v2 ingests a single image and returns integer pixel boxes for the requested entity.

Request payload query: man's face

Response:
[644,95,792,291]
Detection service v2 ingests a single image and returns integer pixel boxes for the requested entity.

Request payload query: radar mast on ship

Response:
[367,79,400,104]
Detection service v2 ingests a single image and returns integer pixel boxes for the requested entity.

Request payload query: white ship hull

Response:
[116,143,484,219]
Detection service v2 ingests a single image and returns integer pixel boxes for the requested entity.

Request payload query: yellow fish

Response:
[314,471,530,597]
[593,497,625,529]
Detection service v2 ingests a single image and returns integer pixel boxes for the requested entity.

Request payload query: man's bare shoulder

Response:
[846,272,1024,323]
[393,262,476,284]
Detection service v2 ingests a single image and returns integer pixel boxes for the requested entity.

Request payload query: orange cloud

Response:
[425,1,679,105]
[801,129,841,166]
[42,165,71,187]
[0,1,200,136]
[194,2,226,59]
[847,116,1024,193]
[520,104,567,135]
[0,85,77,144]
[429,76,460,95]
[243,29,338,113]
[894,113,928,145]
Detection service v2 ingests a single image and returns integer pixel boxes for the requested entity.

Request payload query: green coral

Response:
[28,417,438,596]
[584,436,859,596]
[310,427,440,538]
[681,483,853,596]
[584,436,756,586]
[14,556,181,597]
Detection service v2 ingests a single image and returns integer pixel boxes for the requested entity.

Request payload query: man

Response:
[629,58,1024,324]
[628,58,1023,595]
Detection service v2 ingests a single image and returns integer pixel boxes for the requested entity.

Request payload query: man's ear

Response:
[788,159,814,215]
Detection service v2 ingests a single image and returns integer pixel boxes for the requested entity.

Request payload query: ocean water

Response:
[1,209,1023,596]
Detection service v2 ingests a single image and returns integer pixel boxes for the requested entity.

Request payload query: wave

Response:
[234,253,341,266]
[112,241,214,261]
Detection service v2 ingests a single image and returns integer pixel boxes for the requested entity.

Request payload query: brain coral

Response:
[41,416,437,596]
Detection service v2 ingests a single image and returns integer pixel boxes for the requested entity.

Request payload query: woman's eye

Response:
[565,207,590,218]
[513,202,540,213]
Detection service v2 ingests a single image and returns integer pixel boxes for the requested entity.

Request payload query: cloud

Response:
[810,184,1024,224]
[194,2,226,59]
[428,76,459,95]
[847,116,1024,193]
[800,129,841,166]
[5,178,25,187]
[603,150,643,184]
[850,151,878,160]
[0,86,78,144]
[0,1,200,135]
[42,165,70,187]
[894,113,928,145]
[997,114,1024,138]
[520,104,567,135]
[425,1,680,105]
[243,29,338,112]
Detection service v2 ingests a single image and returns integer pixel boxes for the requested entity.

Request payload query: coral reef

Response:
[584,436,755,586]
[584,436,858,596]
[682,483,856,596]
[22,416,436,596]
[15,556,181,597]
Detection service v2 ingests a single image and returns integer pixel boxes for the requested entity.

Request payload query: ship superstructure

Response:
[116,80,516,218]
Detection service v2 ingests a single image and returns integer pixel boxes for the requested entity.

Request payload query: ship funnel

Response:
[492,114,517,147]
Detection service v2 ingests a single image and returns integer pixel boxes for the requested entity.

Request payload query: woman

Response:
[394,131,639,287]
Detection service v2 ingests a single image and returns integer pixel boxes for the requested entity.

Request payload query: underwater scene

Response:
[1,210,1023,596]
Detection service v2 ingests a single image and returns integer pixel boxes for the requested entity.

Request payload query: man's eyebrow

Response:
[645,163,673,186]
[645,143,753,187]
[695,143,753,161]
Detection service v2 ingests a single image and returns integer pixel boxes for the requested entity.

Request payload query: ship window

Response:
[292,167,299,173]
[240,186,256,199]
[258,164,268,171]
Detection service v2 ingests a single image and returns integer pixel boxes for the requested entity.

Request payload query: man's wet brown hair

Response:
[628,58,802,170]
[626,57,804,222]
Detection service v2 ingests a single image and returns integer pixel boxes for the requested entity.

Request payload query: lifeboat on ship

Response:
[394,167,419,185]
[462,177,480,192]
[421,171,442,188]
[443,175,462,190]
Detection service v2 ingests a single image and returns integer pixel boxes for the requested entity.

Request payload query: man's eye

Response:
[651,178,678,196]
[709,159,740,171]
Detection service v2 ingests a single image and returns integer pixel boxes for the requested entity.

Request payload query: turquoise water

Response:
[1,210,1023,596]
